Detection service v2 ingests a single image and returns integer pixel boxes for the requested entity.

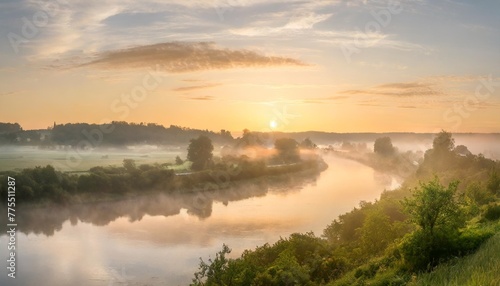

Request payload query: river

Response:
[0,155,398,285]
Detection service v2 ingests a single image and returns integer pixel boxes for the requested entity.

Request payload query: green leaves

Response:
[403,177,464,235]
[401,177,468,270]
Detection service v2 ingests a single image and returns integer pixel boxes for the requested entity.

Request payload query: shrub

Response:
[483,204,500,221]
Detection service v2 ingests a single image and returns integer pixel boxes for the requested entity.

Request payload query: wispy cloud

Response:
[75,42,308,73]
[0,90,25,96]
[172,83,221,92]
[182,95,215,101]
[340,81,442,97]
[230,12,333,36]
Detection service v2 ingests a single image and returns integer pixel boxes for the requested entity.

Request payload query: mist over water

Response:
[0,155,396,285]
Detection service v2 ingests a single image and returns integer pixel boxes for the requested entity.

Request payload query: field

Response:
[0,146,186,172]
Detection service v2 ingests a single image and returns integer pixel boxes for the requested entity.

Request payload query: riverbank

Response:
[327,149,419,182]
[0,157,328,207]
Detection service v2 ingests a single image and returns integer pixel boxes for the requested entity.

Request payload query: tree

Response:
[486,171,500,196]
[191,244,233,286]
[374,137,395,156]
[433,130,455,154]
[187,135,214,171]
[123,159,136,172]
[401,177,466,270]
[360,209,395,255]
[300,138,317,149]
[175,156,184,165]
[274,138,300,163]
[237,129,263,149]
[404,177,464,235]
[454,145,471,156]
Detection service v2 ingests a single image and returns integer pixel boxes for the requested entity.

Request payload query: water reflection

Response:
[0,170,320,237]
[0,155,399,286]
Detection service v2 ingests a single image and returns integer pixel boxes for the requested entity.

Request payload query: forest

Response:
[0,121,234,146]
[190,131,500,286]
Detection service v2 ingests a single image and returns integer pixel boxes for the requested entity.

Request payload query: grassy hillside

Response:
[412,232,500,286]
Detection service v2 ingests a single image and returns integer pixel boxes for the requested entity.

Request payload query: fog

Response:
[0,155,398,285]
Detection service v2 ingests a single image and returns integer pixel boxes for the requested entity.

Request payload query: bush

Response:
[401,178,466,271]
[483,204,500,221]
[455,228,494,254]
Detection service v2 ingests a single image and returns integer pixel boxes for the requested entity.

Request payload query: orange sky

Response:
[1,1,499,133]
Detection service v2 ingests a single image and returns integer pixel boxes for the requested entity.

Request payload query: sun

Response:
[269,120,278,129]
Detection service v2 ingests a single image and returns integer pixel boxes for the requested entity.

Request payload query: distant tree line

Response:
[0,121,234,146]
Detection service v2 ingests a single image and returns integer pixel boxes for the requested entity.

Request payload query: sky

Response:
[0,0,499,133]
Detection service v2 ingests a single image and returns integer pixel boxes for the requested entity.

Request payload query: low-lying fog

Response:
[1,133,499,172]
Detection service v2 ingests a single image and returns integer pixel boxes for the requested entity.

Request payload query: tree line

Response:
[0,121,234,146]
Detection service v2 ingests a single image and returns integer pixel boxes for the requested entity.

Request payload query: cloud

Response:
[0,90,25,96]
[340,81,442,97]
[308,95,351,103]
[323,95,351,100]
[172,83,221,92]
[425,75,500,83]
[183,95,215,101]
[76,42,308,73]
[317,31,429,53]
[230,12,333,36]
[377,82,432,89]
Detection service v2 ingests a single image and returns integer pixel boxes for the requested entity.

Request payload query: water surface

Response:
[0,155,397,285]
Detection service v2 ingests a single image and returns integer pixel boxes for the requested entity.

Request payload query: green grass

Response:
[0,146,183,172]
[411,232,500,286]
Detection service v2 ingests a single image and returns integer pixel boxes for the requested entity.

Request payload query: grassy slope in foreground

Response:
[411,233,500,286]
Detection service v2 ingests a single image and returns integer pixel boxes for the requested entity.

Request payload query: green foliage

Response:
[483,204,500,221]
[253,249,311,286]
[191,233,346,285]
[486,171,500,196]
[465,182,494,206]
[403,178,464,236]
[323,204,370,244]
[0,165,77,203]
[412,233,500,286]
[360,209,396,255]
[191,244,232,286]
[188,135,214,171]
[401,178,467,270]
